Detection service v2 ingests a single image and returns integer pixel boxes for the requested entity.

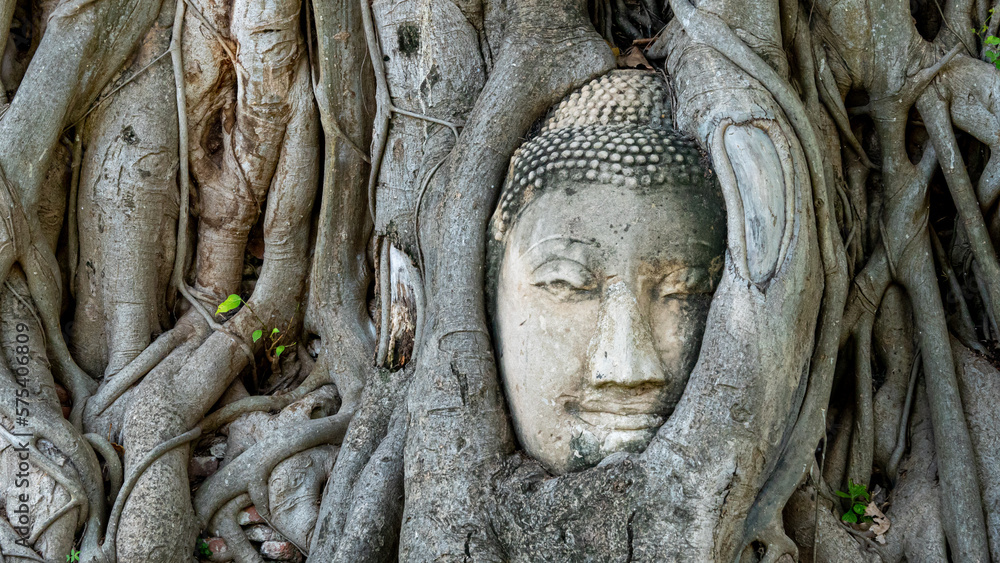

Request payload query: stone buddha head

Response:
[487,70,726,474]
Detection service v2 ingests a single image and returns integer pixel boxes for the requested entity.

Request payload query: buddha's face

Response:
[494,180,724,474]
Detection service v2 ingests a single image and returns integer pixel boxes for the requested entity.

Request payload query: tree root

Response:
[100,427,201,563]
[919,88,1000,336]
[666,0,849,554]
[929,226,983,352]
[86,323,194,417]
[83,433,123,503]
[756,518,797,563]
[0,515,51,563]
[197,365,329,435]
[0,427,85,543]
[330,407,405,562]
[193,413,349,528]
[357,0,460,226]
[846,310,876,490]
[886,352,920,481]
[208,494,258,563]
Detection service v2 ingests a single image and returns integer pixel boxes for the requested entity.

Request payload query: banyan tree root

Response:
[70,0,179,383]
[193,413,350,530]
[0,273,107,561]
[112,64,320,563]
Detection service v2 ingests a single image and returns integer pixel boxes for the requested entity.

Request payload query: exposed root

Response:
[193,413,349,527]
[101,427,201,562]
[357,0,460,226]
[87,324,194,417]
[886,352,920,481]
[83,433,123,503]
[197,367,330,435]
[0,427,86,543]
[757,518,798,563]
[208,494,259,563]
[919,88,1000,327]
[929,226,983,352]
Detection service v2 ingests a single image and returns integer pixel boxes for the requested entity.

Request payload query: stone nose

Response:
[587,281,666,388]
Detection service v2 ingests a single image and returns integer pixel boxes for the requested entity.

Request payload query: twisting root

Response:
[87,324,193,416]
[197,364,329,434]
[100,428,201,562]
[887,352,920,481]
[667,0,848,551]
[919,88,1000,324]
[84,433,123,503]
[194,413,349,528]
[166,0,255,370]
[209,494,259,563]
[0,427,87,542]
[929,226,983,352]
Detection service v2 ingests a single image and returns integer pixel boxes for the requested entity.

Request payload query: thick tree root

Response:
[100,427,201,563]
[193,413,349,528]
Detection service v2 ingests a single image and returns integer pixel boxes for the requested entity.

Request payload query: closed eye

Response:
[531,259,598,299]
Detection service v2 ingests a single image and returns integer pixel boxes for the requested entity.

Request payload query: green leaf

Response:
[834,490,852,498]
[853,503,866,514]
[271,327,280,337]
[986,35,1000,44]
[848,480,867,498]
[275,345,286,358]
[986,51,998,62]
[216,294,242,315]
[252,329,262,342]
[841,511,858,524]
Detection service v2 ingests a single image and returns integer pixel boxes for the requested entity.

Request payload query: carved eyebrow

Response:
[521,235,596,256]
[519,236,598,270]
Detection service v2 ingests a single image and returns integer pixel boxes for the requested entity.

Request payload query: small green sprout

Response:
[974,9,1000,70]
[215,294,296,370]
[835,479,873,524]
[196,538,212,557]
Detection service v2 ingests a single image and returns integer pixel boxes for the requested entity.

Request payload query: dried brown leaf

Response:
[617,46,653,70]
[865,502,890,544]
